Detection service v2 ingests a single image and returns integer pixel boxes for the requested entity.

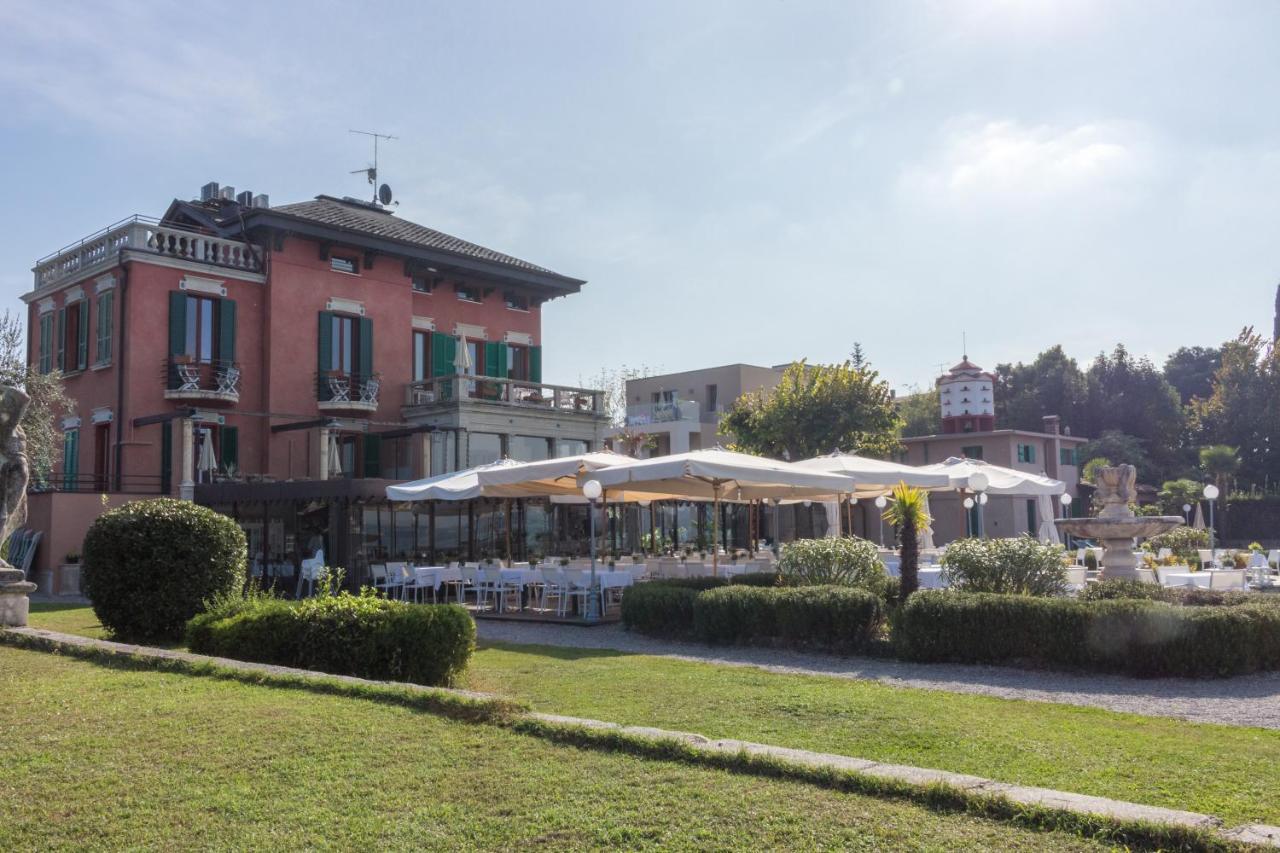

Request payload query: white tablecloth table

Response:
[1159,571,1211,589]
[916,568,947,589]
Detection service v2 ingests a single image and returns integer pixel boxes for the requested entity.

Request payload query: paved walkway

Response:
[7,625,1276,847]
[476,620,1280,730]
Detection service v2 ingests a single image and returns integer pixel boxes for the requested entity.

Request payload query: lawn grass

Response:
[461,641,1280,828]
[29,603,1280,829]
[0,645,1111,851]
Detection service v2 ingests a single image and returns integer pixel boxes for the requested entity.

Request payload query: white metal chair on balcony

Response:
[327,374,351,403]
[359,377,380,405]
[176,363,201,392]
[215,365,240,395]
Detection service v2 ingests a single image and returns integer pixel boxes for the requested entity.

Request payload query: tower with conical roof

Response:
[937,356,996,434]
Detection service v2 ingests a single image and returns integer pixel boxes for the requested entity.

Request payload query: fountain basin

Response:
[1056,516,1183,581]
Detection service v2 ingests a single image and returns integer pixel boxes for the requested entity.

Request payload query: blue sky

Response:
[3,0,1278,390]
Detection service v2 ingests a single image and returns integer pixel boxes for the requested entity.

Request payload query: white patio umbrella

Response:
[473,450,662,499]
[915,457,1066,496]
[583,448,853,574]
[1193,502,1206,530]
[385,458,523,501]
[197,430,217,482]
[822,501,841,538]
[919,494,936,550]
[327,433,343,478]
[794,452,951,496]
[1036,493,1061,544]
[453,336,472,373]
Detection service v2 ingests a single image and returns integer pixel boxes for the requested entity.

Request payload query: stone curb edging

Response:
[5,626,1276,849]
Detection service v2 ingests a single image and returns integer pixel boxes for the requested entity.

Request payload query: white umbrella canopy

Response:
[1036,494,1061,544]
[916,457,1066,496]
[197,430,217,480]
[327,433,343,478]
[794,452,951,496]
[385,458,524,501]
[1193,502,1206,530]
[919,494,936,550]
[453,337,473,373]
[584,448,854,501]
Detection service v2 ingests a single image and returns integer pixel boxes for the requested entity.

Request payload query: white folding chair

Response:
[538,568,569,615]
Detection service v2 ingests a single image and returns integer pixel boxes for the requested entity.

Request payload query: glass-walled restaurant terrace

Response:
[197,479,844,592]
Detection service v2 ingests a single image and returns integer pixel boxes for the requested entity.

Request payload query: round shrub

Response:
[940,535,1067,596]
[778,537,889,596]
[82,498,247,641]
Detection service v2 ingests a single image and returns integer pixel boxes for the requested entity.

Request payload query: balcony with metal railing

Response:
[624,399,699,427]
[164,358,241,405]
[317,371,381,415]
[32,216,263,293]
[404,374,605,417]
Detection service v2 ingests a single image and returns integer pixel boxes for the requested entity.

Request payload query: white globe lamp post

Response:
[582,479,603,621]
[874,494,888,546]
[968,472,990,539]
[1203,483,1220,560]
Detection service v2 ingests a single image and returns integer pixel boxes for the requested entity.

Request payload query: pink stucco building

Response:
[23,184,606,582]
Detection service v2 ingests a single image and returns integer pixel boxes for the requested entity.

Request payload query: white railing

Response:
[33,216,263,290]
[625,400,699,426]
[405,374,604,416]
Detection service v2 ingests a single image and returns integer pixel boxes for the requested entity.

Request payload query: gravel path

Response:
[475,620,1280,730]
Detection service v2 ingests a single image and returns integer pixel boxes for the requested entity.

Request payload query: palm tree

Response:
[883,482,931,599]
[1199,444,1241,533]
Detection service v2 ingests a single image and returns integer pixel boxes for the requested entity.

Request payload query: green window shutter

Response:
[431,333,455,377]
[529,345,542,383]
[76,300,89,370]
[363,434,382,478]
[168,291,187,356]
[494,342,510,378]
[220,426,239,472]
[62,430,78,490]
[95,292,112,364]
[160,422,173,495]
[358,317,373,377]
[38,314,52,374]
[55,307,65,371]
[483,341,501,378]
[218,298,236,363]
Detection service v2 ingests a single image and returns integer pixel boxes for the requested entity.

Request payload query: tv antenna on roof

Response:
[349,129,397,206]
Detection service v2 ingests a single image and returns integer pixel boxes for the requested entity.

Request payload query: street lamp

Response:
[582,478,603,621]
[1203,483,1220,563]
[874,494,888,546]
[968,472,990,539]
[963,497,975,537]
[1059,493,1073,547]
[1182,503,1192,524]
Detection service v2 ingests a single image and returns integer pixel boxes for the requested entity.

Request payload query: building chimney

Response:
[200,182,220,202]
[1042,414,1061,435]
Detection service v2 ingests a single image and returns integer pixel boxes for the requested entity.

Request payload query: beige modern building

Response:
[900,359,1089,544]
[609,363,786,455]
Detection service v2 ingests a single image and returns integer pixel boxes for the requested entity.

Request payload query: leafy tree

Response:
[1157,478,1203,515]
[1191,329,1279,490]
[1078,431,1151,476]
[1081,345,1185,482]
[0,310,74,487]
[581,363,658,428]
[1164,345,1222,404]
[896,384,940,438]
[883,483,930,598]
[993,345,1088,434]
[721,360,901,461]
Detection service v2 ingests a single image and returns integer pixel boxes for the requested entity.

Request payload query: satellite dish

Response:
[378,184,393,205]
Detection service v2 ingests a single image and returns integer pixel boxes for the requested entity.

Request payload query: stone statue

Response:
[0,386,34,627]
[1094,463,1137,520]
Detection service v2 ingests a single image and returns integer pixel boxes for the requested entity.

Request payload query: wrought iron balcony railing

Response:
[163,358,241,404]
[404,374,604,415]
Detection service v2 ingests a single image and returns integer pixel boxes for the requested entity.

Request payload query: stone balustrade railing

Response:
[33,217,263,291]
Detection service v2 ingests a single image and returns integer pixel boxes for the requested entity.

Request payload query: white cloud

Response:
[897,117,1158,210]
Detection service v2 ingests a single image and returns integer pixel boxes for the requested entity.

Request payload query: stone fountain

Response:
[0,387,34,626]
[1055,464,1183,582]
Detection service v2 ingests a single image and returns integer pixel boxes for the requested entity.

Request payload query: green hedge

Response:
[621,584,699,636]
[82,498,247,641]
[623,582,883,652]
[895,591,1280,677]
[186,591,475,686]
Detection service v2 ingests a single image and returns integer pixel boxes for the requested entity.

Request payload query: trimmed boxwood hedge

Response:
[81,498,247,641]
[622,581,882,652]
[895,590,1280,678]
[186,591,475,686]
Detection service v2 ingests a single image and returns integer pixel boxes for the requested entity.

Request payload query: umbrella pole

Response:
[505,498,512,567]
[713,488,721,577]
